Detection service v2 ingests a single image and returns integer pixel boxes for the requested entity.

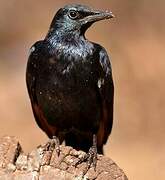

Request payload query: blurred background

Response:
[0,0,165,179]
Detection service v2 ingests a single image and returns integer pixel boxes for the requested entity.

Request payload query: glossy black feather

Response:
[26,4,114,153]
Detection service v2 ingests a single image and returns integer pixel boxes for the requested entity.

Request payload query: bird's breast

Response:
[36,51,101,131]
[38,55,96,94]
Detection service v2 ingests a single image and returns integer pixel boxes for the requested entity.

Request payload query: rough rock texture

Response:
[0,136,128,180]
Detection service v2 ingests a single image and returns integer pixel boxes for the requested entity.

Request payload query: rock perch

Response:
[0,136,128,180]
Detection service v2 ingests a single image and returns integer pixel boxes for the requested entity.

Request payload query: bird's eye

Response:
[68,10,79,19]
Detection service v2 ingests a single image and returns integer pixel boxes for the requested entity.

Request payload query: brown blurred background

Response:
[0,0,165,179]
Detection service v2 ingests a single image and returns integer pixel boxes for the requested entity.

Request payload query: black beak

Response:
[82,9,114,24]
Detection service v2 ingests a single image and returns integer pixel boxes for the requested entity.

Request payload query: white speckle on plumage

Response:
[62,62,74,74]
[49,57,56,64]
[29,46,35,55]
[62,66,70,74]
[98,78,104,88]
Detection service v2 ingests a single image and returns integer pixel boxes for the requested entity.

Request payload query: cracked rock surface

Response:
[0,136,128,180]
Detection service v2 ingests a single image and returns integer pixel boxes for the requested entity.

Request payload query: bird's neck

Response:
[45,28,86,47]
[44,28,94,59]
[45,31,86,49]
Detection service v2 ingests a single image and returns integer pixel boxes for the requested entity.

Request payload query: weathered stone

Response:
[0,136,128,179]
[39,168,75,180]
[0,136,22,169]
[16,154,28,171]
[27,149,42,172]
[5,163,16,173]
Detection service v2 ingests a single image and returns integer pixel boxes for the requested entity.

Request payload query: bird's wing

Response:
[96,46,114,146]
[26,41,42,104]
[26,41,56,137]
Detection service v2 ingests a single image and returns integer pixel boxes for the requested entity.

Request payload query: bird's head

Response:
[46,4,114,38]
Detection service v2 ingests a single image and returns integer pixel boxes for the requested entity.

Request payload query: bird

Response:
[26,4,114,170]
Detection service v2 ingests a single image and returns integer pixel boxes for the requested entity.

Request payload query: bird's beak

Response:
[82,9,115,24]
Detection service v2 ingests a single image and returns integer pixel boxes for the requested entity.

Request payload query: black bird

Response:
[26,4,114,169]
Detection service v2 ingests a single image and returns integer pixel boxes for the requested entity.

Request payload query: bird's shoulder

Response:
[26,40,52,88]
[28,40,53,60]
[27,40,56,76]
[92,43,114,102]
[92,43,112,76]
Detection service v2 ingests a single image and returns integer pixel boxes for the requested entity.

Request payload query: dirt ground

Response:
[0,1,165,179]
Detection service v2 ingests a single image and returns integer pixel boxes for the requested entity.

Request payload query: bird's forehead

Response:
[63,4,91,12]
